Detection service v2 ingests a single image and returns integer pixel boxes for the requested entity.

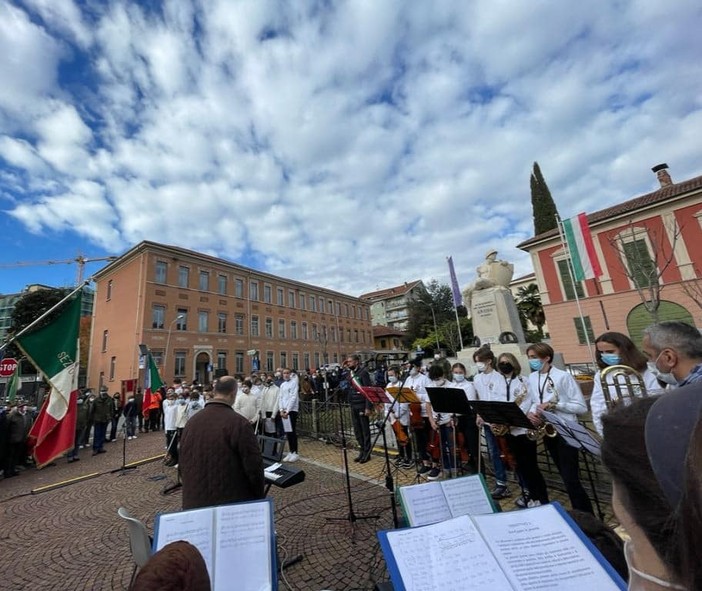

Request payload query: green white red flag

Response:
[143,352,164,417]
[17,294,81,468]
[562,213,603,281]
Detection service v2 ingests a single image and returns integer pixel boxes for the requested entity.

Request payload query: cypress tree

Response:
[530,162,559,235]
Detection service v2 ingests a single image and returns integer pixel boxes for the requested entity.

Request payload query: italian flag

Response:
[143,352,164,418]
[18,294,81,468]
[562,213,603,281]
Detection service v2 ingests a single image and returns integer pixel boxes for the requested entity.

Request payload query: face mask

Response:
[647,352,678,385]
[388,376,398,384]
[601,353,621,366]
[409,368,418,376]
[433,379,445,386]
[624,540,685,590]
[452,373,465,382]
[529,359,544,371]
[497,362,514,375]
[476,362,486,372]
[242,387,250,393]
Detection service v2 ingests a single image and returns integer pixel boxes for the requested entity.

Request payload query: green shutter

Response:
[558,259,585,300]
[622,239,656,289]
[573,316,595,345]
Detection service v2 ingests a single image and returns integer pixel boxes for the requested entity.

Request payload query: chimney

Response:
[652,163,673,188]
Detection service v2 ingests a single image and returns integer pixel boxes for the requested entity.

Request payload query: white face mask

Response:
[409,368,418,376]
[388,376,398,384]
[647,352,678,386]
[452,373,465,382]
[476,362,486,373]
[624,540,685,590]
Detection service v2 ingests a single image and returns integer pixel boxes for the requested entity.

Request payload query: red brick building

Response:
[88,241,372,388]
[518,165,702,364]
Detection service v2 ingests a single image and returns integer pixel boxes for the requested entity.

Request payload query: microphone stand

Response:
[326,378,379,534]
[111,419,136,475]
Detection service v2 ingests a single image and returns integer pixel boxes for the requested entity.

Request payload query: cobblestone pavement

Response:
[0,430,614,590]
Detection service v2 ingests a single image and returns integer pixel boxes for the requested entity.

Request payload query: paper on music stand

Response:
[264,418,276,433]
[540,410,601,456]
[385,386,421,405]
[282,417,293,433]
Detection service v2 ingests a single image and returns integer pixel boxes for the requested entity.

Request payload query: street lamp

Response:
[164,314,184,382]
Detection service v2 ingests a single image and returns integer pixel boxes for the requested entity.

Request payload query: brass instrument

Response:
[526,379,559,441]
[600,364,648,411]
[490,383,528,437]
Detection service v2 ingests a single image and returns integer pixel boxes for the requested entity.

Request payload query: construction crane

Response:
[0,255,118,285]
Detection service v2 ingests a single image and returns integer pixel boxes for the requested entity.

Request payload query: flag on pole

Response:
[17,294,81,468]
[562,213,603,281]
[143,352,164,418]
[447,256,463,308]
[6,363,20,404]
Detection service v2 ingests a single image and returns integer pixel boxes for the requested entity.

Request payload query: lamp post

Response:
[164,314,184,383]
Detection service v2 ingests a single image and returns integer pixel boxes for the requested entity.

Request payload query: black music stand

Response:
[468,400,534,430]
[540,410,606,520]
[326,385,380,531]
[110,420,137,476]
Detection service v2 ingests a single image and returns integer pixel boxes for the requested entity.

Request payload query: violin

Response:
[495,434,516,471]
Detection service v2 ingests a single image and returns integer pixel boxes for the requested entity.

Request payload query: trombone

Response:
[599,364,648,411]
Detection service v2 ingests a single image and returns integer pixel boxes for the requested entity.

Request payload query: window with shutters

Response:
[573,316,595,345]
[556,258,584,300]
[622,238,656,289]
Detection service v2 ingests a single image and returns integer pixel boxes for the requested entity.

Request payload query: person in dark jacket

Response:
[123,395,138,439]
[344,354,374,463]
[109,393,122,442]
[5,402,32,475]
[90,387,112,455]
[67,395,90,463]
[179,376,264,510]
[134,388,145,433]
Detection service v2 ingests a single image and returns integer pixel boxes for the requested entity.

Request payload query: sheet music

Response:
[384,515,514,591]
[441,475,495,517]
[400,482,452,526]
[282,417,293,432]
[473,504,621,590]
[214,502,272,591]
[155,508,215,584]
[264,462,282,473]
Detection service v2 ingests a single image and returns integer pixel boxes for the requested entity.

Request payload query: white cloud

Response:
[2,0,702,297]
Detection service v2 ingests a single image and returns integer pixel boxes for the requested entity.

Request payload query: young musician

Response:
[426,364,455,480]
[526,343,593,514]
[590,331,659,436]
[450,362,480,475]
[496,353,549,507]
[384,365,413,468]
[403,357,432,475]
[472,347,511,499]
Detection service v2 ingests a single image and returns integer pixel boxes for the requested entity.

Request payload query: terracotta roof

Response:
[360,280,425,301]
[517,173,702,250]
[510,272,536,284]
[372,325,408,338]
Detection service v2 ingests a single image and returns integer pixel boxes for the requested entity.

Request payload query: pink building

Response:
[518,165,702,364]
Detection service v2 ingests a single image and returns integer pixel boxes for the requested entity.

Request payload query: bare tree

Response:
[680,267,702,315]
[608,218,681,322]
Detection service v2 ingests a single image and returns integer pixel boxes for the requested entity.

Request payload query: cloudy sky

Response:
[1,0,701,298]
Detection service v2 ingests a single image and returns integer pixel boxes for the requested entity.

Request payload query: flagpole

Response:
[454,306,464,352]
[0,281,89,352]
[556,215,597,367]
[447,256,465,352]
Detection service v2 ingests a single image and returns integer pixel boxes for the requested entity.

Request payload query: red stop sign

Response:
[0,358,18,377]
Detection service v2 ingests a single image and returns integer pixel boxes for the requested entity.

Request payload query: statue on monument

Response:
[463,249,514,316]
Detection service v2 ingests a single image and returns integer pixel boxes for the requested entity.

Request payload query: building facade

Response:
[518,165,702,364]
[88,241,373,389]
[360,280,426,331]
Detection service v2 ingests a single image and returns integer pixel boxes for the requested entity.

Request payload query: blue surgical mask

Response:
[601,353,621,366]
[452,373,465,382]
[529,359,544,371]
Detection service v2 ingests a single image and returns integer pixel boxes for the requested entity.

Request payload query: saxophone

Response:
[526,379,559,441]
[490,382,528,437]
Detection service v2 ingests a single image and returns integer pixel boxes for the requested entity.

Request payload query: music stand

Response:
[540,410,606,520]
[468,400,534,430]
[383,385,424,484]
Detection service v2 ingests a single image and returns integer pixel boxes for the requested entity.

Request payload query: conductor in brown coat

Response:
[179,376,265,510]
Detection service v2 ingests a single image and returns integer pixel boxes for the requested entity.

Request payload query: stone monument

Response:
[458,249,529,370]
